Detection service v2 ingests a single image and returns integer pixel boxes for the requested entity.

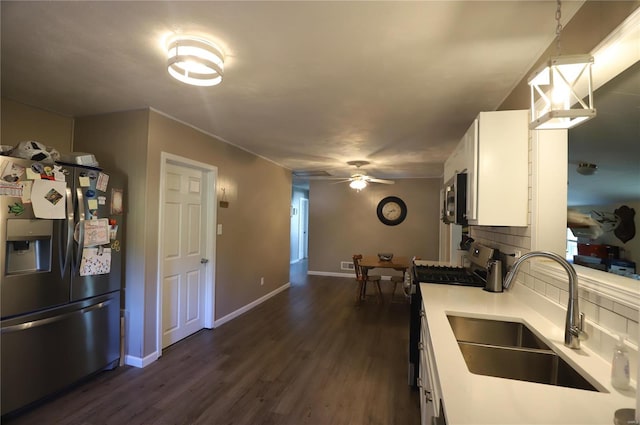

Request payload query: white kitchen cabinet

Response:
[464,109,529,226]
[443,135,468,183]
[419,307,446,425]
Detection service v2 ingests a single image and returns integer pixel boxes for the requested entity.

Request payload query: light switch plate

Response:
[217,224,222,235]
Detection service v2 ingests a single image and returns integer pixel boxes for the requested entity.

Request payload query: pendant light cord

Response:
[555,0,563,55]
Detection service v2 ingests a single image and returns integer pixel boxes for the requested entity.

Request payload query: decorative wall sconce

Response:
[219,188,229,208]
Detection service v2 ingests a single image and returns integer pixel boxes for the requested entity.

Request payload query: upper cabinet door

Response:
[450,110,529,227]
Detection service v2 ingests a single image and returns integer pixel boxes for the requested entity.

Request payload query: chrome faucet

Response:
[503,251,588,349]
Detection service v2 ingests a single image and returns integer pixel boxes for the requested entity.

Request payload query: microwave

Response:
[442,173,467,225]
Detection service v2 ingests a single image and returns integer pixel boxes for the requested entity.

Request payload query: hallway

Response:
[5,264,420,425]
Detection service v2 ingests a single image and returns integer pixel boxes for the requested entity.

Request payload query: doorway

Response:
[290,185,309,264]
[157,153,217,353]
[299,198,309,260]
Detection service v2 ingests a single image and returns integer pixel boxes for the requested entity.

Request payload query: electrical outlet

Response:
[260,277,264,286]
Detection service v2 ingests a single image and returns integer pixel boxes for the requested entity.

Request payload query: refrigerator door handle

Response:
[1,299,113,333]
[58,186,74,278]
[74,187,86,270]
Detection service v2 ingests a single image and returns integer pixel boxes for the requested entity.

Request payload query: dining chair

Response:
[352,254,383,303]
[391,256,419,300]
[390,273,405,299]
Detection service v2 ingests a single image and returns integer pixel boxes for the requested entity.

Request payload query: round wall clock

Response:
[377,196,407,226]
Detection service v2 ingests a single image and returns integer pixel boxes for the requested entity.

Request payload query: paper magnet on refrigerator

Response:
[111,188,123,215]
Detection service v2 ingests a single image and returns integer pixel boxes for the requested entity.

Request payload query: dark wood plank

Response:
[4,261,420,425]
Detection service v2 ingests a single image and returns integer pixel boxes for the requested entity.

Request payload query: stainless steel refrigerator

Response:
[0,155,124,416]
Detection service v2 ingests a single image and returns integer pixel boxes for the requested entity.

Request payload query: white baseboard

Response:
[308,270,396,280]
[124,351,159,368]
[213,282,291,328]
[308,270,353,278]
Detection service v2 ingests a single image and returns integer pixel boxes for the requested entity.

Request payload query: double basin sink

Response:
[447,315,603,392]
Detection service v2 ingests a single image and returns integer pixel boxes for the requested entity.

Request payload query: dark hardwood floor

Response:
[4,261,420,425]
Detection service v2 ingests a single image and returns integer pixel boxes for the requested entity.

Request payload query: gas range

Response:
[413,264,485,287]
[412,243,496,288]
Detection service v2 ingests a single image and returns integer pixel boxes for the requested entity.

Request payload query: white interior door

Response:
[299,198,309,259]
[162,163,207,348]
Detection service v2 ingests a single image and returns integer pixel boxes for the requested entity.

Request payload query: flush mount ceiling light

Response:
[528,0,596,130]
[167,35,224,86]
[576,162,598,175]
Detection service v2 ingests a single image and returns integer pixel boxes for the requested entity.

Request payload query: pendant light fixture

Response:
[528,0,596,129]
[167,35,224,87]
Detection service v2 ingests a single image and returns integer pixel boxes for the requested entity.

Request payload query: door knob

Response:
[200,258,209,264]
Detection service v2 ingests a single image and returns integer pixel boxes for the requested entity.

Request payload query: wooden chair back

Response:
[352,254,364,281]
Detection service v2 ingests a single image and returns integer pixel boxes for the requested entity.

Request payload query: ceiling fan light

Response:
[350,179,367,191]
[167,35,224,87]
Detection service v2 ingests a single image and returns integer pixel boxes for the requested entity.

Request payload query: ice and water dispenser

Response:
[5,219,52,275]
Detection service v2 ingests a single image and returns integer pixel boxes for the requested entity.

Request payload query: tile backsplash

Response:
[470,225,639,384]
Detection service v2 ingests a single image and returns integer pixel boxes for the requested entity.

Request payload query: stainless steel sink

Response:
[447,315,550,350]
[447,315,603,392]
[457,342,599,391]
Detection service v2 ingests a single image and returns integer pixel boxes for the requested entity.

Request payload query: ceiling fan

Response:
[304,160,394,190]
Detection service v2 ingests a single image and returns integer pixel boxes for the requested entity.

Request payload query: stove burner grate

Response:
[413,265,485,287]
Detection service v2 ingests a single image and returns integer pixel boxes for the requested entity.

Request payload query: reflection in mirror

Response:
[567,61,640,281]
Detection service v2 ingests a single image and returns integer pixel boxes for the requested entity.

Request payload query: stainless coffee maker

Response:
[485,259,503,292]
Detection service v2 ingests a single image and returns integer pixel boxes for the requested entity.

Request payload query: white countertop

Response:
[420,283,637,425]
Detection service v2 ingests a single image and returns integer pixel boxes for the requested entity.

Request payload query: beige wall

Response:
[308,178,441,274]
[74,109,291,360]
[1,98,73,153]
[73,109,150,359]
[147,111,291,322]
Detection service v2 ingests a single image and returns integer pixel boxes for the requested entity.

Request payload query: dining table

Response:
[358,256,410,301]
[359,256,410,274]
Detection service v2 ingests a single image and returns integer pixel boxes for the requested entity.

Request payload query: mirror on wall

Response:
[567,60,640,281]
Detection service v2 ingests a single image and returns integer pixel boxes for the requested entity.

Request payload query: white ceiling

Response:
[1,1,586,182]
